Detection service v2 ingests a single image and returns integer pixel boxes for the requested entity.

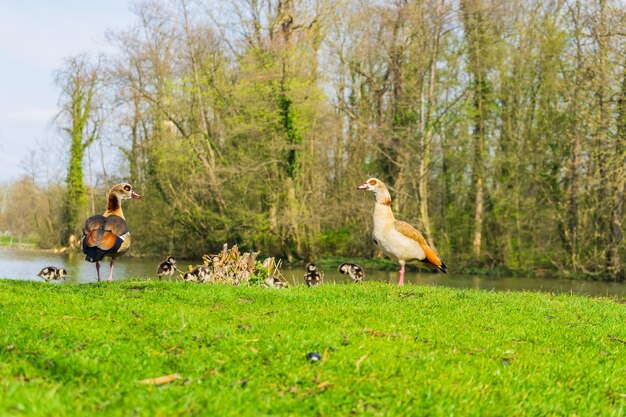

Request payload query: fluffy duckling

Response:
[181,271,199,282]
[37,266,67,282]
[192,265,212,283]
[81,183,141,282]
[304,262,323,287]
[56,267,68,281]
[358,178,446,285]
[37,266,57,282]
[264,276,288,288]
[156,256,177,278]
[338,262,365,283]
[181,266,211,283]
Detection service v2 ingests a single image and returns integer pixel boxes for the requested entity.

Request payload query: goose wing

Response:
[394,220,447,272]
[81,215,130,262]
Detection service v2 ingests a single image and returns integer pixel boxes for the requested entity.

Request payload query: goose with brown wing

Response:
[358,178,446,285]
[81,183,141,282]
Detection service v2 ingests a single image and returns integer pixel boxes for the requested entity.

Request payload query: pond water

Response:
[1,248,625,297]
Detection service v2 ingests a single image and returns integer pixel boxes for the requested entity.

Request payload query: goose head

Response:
[358,178,391,205]
[357,178,383,191]
[109,183,141,201]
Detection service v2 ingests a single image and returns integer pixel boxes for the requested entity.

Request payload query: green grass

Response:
[0,235,37,249]
[0,280,625,417]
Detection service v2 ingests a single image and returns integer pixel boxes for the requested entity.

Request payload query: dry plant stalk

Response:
[178,243,287,287]
[138,373,182,385]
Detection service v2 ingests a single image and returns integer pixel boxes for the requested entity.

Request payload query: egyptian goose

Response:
[358,178,446,285]
[304,262,323,287]
[338,262,365,283]
[81,183,141,282]
[37,266,67,282]
[157,256,178,278]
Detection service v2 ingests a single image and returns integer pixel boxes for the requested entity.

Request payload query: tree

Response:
[55,55,101,246]
[460,0,497,260]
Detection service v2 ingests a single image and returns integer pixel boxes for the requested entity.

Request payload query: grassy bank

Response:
[0,280,625,416]
[0,235,37,249]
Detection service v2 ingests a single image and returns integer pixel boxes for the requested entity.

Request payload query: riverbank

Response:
[4,242,625,283]
[1,280,624,416]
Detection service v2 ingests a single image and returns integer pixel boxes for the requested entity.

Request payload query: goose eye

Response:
[368,180,377,186]
[124,185,131,192]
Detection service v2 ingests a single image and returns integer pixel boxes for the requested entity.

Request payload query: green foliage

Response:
[6,0,625,280]
[316,229,357,256]
[61,139,88,244]
[0,280,625,416]
[249,263,269,285]
[56,56,99,246]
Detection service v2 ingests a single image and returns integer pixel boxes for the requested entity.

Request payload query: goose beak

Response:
[357,183,368,190]
[131,191,141,199]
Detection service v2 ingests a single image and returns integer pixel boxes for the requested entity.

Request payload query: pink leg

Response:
[108,258,115,282]
[398,261,405,286]
[95,261,101,282]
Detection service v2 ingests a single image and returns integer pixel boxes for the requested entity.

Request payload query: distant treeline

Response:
[2,0,626,280]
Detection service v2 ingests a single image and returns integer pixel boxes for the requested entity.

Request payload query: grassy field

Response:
[0,280,625,417]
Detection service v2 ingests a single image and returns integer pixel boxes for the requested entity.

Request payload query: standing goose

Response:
[358,178,446,285]
[81,183,141,282]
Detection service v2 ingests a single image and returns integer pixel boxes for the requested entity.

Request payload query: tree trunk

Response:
[461,0,489,259]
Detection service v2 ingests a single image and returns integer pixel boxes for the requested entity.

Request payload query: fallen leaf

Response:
[232,377,249,387]
[249,347,258,353]
[316,381,332,389]
[364,328,398,338]
[62,315,96,320]
[356,354,369,369]
[138,373,182,385]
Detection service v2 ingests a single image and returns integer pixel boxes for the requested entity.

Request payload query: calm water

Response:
[1,248,625,297]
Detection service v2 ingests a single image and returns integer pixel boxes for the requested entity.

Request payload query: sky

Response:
[0,0,136,183]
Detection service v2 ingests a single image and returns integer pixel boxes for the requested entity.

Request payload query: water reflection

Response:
[1,248,625,297]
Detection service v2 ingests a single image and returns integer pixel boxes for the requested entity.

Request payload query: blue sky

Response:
[0,0,136,183]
